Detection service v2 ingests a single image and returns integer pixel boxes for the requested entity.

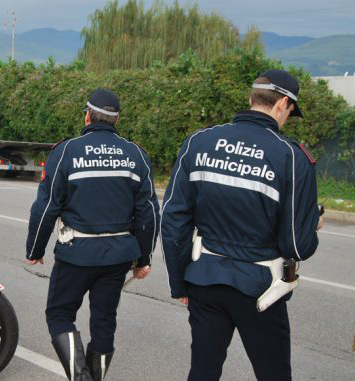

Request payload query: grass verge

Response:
[317,176,355,213]
[155,175,355,213]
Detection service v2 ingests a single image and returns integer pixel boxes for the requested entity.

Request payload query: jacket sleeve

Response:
[278,148,319,261]
[26,143,68,260]
[160,138,195,298]
[134,150,160,267]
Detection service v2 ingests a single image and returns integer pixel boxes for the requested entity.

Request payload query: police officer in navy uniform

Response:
[26,89,160,381]
[161,70,323,380]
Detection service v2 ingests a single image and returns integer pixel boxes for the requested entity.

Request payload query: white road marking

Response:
[0,187,23,190]
[3,211,352,241]
[0,214,28,223]
[15,345,66,377]
[319,230,355,239]
[0,213,353,293]
[301,276,355,292]
[0,183,38,190]
[0,213,354,245]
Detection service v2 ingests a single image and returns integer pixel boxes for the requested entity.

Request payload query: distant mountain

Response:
[260,32,314,55]
[0,28,82,64]
[269,34,355,76]
[1,28,354,76]
[19,28,82,55]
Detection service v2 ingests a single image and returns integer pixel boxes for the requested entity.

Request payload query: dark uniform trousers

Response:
[187,283,291,381]
[46,259,132,354]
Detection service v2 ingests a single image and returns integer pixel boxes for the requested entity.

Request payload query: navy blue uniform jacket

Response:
[26,123,160,267]
[161,111,319,298]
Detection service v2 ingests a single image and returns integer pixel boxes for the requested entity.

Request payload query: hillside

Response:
[0,28,82,64]
[260,32,314,54]
[1,28,354,76]
[270,35,355,76]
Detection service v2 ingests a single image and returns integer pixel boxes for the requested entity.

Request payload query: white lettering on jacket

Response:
[85,144,123,155]
[195,152,275,181]
[215,139,264,159]
[72,144,136,170]
[73,156,136,169]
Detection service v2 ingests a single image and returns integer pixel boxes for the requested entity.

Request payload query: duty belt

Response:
[191,235,299,312]
[58,218,129,244]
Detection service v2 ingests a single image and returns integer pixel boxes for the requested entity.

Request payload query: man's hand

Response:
[26,258,44,265]
[133,265,151,279]
[178,297,188,305]
[317,216,324,231]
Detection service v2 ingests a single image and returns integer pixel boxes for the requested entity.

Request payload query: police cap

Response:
[87,88,120,117]
[252,69,303,118]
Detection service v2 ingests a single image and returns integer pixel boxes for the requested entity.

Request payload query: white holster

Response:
[191,234,299,312]
[255,258,299,312]
[57,219,130,244]
[192,235,202,261]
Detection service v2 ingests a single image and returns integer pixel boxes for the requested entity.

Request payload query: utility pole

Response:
[10,11,18,61]
[4,11,19,60]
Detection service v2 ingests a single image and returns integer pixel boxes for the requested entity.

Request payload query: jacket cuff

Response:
[171,287,188,299]
[26,253,43,260]
[137,255,151,267]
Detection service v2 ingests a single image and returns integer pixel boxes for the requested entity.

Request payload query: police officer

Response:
[161,69,323,380]
[26,88,160,381]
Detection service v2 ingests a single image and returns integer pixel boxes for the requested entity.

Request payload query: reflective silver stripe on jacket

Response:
[68,170,140,182]
[190,171,280,202]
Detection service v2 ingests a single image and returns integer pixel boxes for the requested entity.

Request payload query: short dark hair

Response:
[250,77,293,110]
[89,106,119,125]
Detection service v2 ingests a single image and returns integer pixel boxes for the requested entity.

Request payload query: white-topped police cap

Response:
[252,69,303,118]
[87,88,120,116]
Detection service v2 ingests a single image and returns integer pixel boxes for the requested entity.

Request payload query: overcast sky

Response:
[2,0,355,37]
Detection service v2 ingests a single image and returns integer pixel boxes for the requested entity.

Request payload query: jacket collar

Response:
[81,122,116,135]
[234,110,279,133]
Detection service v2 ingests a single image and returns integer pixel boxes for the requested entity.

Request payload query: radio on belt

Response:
[282,259,298,283]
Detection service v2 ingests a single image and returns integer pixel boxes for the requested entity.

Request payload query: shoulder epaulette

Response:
[297,143,316,165]
[52,138,69,150]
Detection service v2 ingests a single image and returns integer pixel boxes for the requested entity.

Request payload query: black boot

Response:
[86,345,114,381]
[52,331,93,381]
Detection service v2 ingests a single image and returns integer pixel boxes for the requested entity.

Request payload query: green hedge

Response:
[0,49,354,174]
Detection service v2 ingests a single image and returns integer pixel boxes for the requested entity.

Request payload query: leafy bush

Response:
[0,50,354,176]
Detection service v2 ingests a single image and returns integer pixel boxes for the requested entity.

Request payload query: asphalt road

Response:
[0,178,354,380]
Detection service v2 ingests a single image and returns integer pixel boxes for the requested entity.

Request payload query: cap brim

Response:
[289,102,303,118]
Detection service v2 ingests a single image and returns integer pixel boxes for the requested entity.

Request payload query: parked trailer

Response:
[0,158,46,177]
[0,140,53,179]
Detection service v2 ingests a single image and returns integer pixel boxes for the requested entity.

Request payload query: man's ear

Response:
[113,113,120,125]
[272,96,288,115]
[279,96,289,111]
[85,110,91,125]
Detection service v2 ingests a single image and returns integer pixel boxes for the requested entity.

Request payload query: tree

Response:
[79,0,241,72]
